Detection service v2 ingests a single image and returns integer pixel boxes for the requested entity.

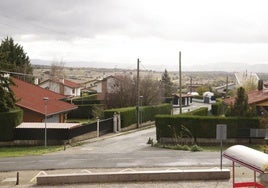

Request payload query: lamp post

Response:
[43,97,49,147]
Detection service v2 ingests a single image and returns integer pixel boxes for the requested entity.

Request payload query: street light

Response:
[43,97,49,147]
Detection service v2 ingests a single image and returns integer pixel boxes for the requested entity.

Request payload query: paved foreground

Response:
[0,126,266,187]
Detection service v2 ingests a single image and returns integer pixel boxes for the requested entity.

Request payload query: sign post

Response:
[216,124,227,169]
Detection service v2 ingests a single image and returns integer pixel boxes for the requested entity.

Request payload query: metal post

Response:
[136,58,140,127]
[140,96,143,125]
[232,161,235,188]
[179,51,182,114]
[220,138,223,170]
[16,172,19,185]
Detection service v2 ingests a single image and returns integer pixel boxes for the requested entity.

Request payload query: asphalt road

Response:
[0,127,230,172]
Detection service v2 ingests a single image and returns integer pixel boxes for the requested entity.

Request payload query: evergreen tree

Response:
[161,69,173,97]
[0,37,32,75]
[233,87,248,116]
[0,73,16,112]
[226,87,256,117]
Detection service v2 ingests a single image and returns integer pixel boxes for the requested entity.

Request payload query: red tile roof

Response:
[63,79,81,88]
[224,89,268,105]
[11,78,77,116]
[40,79,80,88]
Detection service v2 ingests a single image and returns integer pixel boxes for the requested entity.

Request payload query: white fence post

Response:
[113,113,118,133]
[117,112,121,132]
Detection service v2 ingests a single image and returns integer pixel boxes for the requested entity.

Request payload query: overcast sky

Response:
[1,0,268,71]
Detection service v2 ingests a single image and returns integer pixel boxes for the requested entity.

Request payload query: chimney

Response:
[258,80,263,91]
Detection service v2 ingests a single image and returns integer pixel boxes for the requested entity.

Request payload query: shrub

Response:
[155,114,260,141]
[190,144,203,152]
[211,102,225,116]
[0,109,23,141]
[184,107,208,116]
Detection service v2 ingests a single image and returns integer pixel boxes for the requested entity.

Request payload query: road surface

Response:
[0,127,229,171]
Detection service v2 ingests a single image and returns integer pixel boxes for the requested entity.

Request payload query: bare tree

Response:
[50,61,65,80]
[107,74,162,108]
[140,75,162,105]
[107,75,136,108]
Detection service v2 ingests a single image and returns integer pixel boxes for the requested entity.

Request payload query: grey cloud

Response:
[0,0,268,44]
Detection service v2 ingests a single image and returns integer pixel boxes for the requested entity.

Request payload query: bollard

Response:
[16,172,19,185]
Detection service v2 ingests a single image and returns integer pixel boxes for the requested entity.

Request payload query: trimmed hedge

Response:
[155,114,260,141]
[68,104,104,119]
[184,107,208,116]
[104,103,172,128]
[0,109,23,141]
[70,99,101,105]
[211,102,225,116]
[66,95,101,105]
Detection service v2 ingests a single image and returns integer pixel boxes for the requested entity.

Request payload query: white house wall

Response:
[63,87,81,97]
[46,114,60,123]
[95,82,102,93]
[39,82,60,93]
[107,77,117,93]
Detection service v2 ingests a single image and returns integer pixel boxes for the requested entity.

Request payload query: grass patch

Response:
[154,143,267,152]
[0,145,64,157]
[201,144,267,152]
[153,143,203,152]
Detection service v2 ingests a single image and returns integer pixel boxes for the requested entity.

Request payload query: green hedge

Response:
[104,107,136,128]
[155,114,260,141]
[68,104,104,119]
[211,102,225,116]
[66,95,101,105]
[184,107,208,116]
[70,99,101,105]
[0,109,23,141]
[104,103,171,128]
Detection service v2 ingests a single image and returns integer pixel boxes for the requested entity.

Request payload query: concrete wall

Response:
[37,169,230,185]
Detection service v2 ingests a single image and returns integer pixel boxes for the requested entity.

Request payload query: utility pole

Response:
[136,58,140,128]
[225,76,228,98]
[190,76,192,94]
[179,51,182,114]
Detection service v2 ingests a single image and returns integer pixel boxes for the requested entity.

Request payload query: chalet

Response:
[173,93,193,107]
[39,79,81,97]
[89,76,118,101]
[11,78,77,123]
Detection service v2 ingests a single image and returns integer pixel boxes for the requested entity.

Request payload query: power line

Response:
[0,70,33,77]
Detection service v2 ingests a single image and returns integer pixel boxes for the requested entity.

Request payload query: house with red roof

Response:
[224,88,268,115]
[11,78,77,123]
[39,78,81,97]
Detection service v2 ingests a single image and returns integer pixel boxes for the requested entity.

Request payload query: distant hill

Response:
[184,62,268,73]
[31,59,268,73]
